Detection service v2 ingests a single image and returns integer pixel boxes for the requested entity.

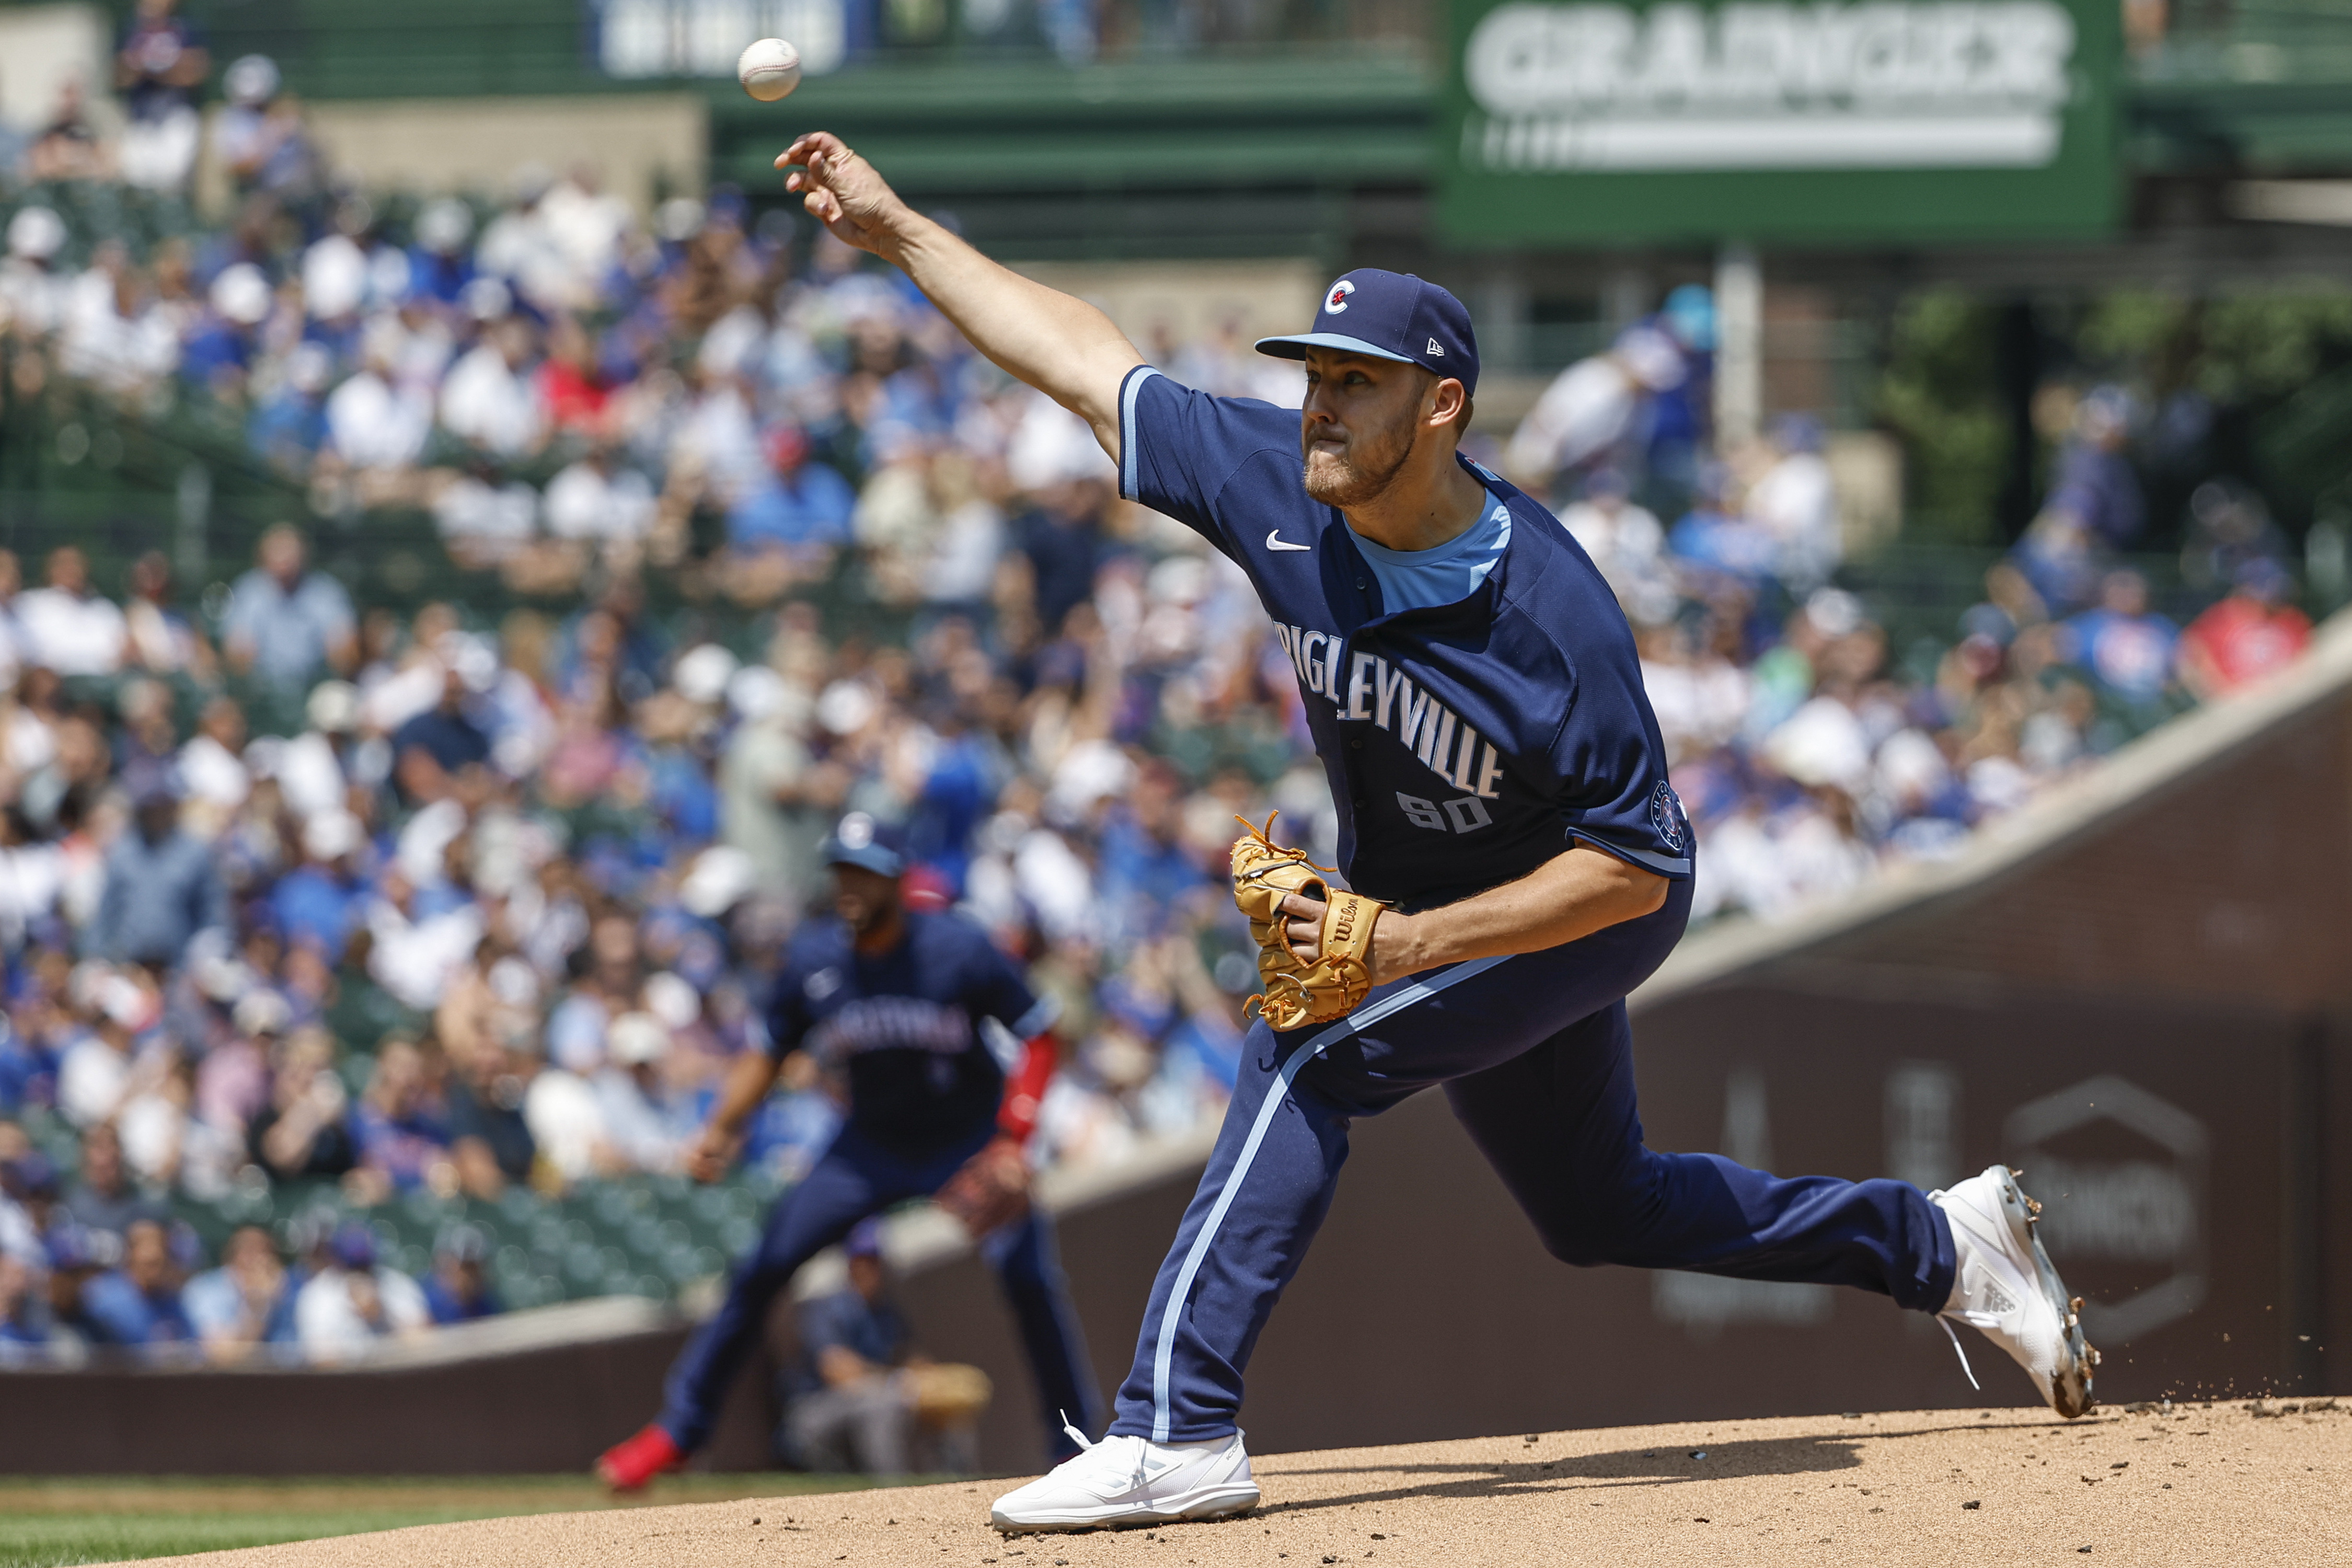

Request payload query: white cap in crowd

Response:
[607,1011,669,1066]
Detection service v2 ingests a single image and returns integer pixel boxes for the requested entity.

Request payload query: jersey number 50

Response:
[1397,791,1492,834]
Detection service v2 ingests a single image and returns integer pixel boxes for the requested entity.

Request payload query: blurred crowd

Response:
[0,1155,499,1367]
[0,499,1285,1361]
[1504,328,2315,922]
[0,21,2325,1363]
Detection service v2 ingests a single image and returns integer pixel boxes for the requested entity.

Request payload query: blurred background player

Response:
[783,1217,994,1477]
[595,812,1097,1488]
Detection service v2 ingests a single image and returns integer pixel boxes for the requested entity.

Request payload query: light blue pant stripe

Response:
[1147,955,1508,1442]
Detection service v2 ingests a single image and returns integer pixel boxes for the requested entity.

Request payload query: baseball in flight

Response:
[736,38,801,102]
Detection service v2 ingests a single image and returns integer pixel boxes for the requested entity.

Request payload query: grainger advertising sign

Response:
[1439,0,2122,244]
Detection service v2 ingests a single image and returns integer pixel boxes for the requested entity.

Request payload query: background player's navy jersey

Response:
[1117,366,1690,911]
[767,910,1055,1150]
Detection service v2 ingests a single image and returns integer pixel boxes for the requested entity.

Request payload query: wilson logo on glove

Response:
[1229,812,1387,1032]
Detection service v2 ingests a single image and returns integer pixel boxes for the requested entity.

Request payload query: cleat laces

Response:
[1937,1315,1981,1391]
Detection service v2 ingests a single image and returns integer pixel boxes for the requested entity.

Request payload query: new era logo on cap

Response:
[1255,269,1479,393]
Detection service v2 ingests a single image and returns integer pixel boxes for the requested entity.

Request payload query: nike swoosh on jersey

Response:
[1266,531,1311,551]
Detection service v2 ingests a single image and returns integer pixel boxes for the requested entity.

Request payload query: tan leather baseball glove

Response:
[1229,812,1387,1032]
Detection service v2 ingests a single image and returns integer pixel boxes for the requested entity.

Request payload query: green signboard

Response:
[1438,0,2122,245]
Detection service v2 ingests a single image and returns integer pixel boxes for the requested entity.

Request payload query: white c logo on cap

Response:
[1324,279,1355,315]
[838,812,874,849]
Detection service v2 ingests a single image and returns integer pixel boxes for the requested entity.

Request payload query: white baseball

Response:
[736,38,801,103]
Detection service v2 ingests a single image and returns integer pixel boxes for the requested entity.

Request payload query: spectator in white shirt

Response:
[175,697,251,831]
[1558,469,1675,626]
[440,316,547,459]
[524,1063,609,1187]
[594,1011,691,1173]
[537,165,632,299]
[544,446,656,546]
[1503,326,1688,494]
[122,551,212,677]
[1747,415,1843,592]
[294,1222,430,1362]
[58,973,158,1130]
[15,547,126,677]
[0,206,68,339]
[325,336,433,471]
[60,242,179,396]
[475,167,577,313]
[272,682,358,819]
[431,469,540,567]
[364,866,486,1012]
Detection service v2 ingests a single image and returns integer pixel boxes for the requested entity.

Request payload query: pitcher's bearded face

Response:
[1302,406,1415,508]
[1299,352,1433,509]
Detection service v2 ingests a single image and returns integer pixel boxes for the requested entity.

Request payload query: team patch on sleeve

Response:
[1648,781,1690,854]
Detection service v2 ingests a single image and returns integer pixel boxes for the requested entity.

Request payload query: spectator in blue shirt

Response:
[727,424,855,555]
[0,1013,61,1113]
[1,1152,62,1241]
[0,1252,48,1357]
[782,1221,920,1475]
[1096,762,1209,943]
[180,1224,294,1363]
[79,1218,196,1352]
[420,1225,502,1325]
[270,808,368,962]
[1668,464,1778,587]
[220,526,357,691]
[406,198,476,307]
[44,1224,103,1342]
[1016,479,1114,638]
[62,1125,154,1242]
[2062,569,2178,706]
[348,1037,451,1198]
[393,667,493,806]
[90,771,229,969]
[246,347,332,475]
[2044,387,2145,550]
[116,0,210,128]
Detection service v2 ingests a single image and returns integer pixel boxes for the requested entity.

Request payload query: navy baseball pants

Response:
[659,1120,1101,1460]
[1107,881,1957,1444]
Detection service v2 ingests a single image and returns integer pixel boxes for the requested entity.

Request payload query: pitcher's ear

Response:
[1429,375,1472,436]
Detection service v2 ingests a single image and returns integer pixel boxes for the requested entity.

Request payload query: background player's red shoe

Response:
[596,1424,683,1491]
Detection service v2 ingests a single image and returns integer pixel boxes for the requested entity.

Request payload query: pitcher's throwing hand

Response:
[776,134,905,255]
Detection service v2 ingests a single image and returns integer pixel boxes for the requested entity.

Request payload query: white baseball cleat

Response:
[1931,1163,2098,1419]
[990,1424,1260,1532]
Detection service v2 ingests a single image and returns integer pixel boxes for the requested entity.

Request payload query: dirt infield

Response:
[118,1401,2349,1568]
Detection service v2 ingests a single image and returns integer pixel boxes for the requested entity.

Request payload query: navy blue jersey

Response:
[768,910,1055,1150]
[1117,366,1690,910]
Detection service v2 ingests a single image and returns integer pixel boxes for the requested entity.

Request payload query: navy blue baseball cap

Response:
[1256,270,1480,395]
[821,811,906,878]
[329,1221,379,1272]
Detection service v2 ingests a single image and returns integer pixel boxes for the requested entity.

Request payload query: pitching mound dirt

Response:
[120,1401,2349,1567]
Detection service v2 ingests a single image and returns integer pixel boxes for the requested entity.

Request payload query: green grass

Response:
[0,1473,889,1567]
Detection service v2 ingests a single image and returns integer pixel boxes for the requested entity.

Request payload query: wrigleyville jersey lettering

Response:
[1120,365,1691,909]
[1271,624,1505,801]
